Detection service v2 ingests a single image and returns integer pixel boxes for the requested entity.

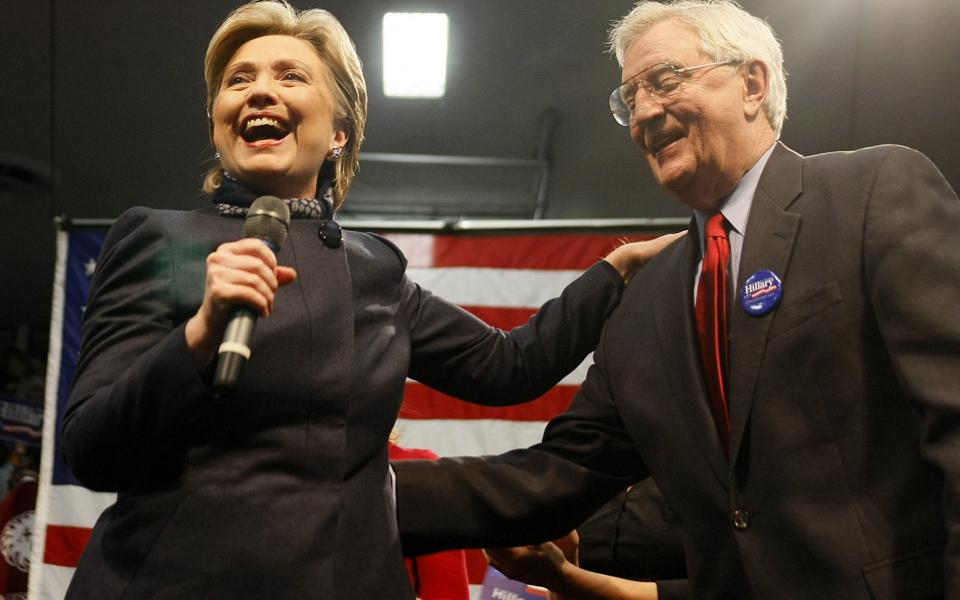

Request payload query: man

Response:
[395,1,960,598]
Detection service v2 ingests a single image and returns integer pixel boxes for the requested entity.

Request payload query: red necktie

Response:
[696,213,731,452]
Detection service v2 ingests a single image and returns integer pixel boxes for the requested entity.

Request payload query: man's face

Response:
[621,20,749,210]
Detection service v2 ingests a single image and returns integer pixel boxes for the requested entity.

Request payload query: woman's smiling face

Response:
[212,34,347,198]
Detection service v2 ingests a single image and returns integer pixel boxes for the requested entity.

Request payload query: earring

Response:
[215,151,221,160]
[329,147,343,161]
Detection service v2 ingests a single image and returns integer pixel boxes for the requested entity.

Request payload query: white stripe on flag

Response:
[44,485,116,527]
[561,354,590,386]
[406,268,581,308]
[33,564,76,600]
[395,419,549,457]
[384,234,436,268]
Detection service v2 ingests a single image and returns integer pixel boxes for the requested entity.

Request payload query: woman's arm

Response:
[61,209,295,491]
[602,232,684,282]
[405,233,683,405]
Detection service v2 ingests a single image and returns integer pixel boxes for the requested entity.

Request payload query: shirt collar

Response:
[694,142,777,254]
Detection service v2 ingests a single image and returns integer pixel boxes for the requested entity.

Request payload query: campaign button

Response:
[740,269,782,316]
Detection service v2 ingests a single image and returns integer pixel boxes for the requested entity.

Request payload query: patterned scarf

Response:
[211,174,342,247]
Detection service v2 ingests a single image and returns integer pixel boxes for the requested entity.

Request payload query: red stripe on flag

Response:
[461,306,536,329]
[44,524,93,567]
[431,234,655,270]
[400,383,575,421]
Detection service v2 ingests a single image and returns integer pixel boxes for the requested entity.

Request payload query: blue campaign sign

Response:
[0,393,43,446]
[478,565,549,600]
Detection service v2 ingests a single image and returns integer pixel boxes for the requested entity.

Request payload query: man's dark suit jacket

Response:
[60,205,625,599]
[397,143,960,599]
[578,479,687,588]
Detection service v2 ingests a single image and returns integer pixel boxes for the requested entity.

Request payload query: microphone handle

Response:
[213,305,259,389]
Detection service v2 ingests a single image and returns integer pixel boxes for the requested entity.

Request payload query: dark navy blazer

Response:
[397,144,960,600]
[62,205,624,599]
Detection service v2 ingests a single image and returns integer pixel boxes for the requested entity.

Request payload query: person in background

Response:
[0,464,37,597]
[395,1,960,598]
[0,346,28,396]
[486,479,687,599]
[59,1,678,598]
[0,445,12,498]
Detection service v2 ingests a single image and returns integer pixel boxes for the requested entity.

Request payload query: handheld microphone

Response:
[213,196,290,389]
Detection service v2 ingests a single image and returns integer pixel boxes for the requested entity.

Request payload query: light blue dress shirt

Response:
[693,142,777,301]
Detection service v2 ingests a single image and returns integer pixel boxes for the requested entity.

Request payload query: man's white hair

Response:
[609,0,787,135]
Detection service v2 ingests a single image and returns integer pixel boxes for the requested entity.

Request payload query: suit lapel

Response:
[653,219,729,487]
[728,143,803,467]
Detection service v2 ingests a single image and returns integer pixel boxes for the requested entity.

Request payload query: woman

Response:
[60,2,680,598]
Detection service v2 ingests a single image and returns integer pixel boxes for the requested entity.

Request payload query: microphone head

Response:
[244,196,290,248]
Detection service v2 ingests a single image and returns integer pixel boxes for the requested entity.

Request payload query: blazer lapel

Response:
[728,143,803,466]
[653,219,729,487]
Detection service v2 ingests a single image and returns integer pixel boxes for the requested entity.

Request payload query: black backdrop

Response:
[2,0,958,334]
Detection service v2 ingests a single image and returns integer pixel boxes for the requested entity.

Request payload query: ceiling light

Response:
[383,12,448,98]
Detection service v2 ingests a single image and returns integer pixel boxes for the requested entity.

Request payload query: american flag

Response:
[31,225,662,599]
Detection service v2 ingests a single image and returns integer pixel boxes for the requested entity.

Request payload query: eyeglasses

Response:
[608,60,735,126]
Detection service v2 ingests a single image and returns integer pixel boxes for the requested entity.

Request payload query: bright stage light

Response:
[383,12,449,98]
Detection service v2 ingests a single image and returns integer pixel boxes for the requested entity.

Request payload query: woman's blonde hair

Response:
[203,0,367,209]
